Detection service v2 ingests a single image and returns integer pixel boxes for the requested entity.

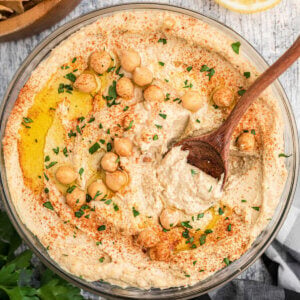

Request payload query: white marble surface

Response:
[0,0,299,298]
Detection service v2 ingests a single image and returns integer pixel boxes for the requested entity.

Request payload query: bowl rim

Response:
[0,3,299,299]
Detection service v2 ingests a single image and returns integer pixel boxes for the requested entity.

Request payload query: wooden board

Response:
[0,0,81,42]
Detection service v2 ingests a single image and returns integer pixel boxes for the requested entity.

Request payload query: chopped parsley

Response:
[208,186,212,192]
[252,206,260,211]
[44,172,49,181]
[63,147,68,157]
[132,207,140,217]
[231,42,241,54]
[244,72,251,78]
[98,225,106,231]
[75,210,84,218]
[159,113,167,119]
[181,221,193,229]
[107,66,116,73]
[71,57,77,63]
[99,257,105,263]
[158,61,165,66]
[23,117,33,123]
[165,93,170,101]
[241,199,247,203]
[43,201,54,210]
[68,130,76,138]
[200,65,215,81]
[279,153,291,158]
[218,207,224,215]
[213,104,219,109]
[89,142,100,154]
[227,224,232,231]
[186,66,193,72]
[158,38,167,44]
[197,213,204,219]
[193,261,197,265]
[107,143,112,152]
[88,117,95,123]
[183,79,193,88]
[238,88,246,96]
[123,106,129,111]
[125,120,134,131]
[199,234,206,245]
[191,169,198,176]
[44,188,49,194]
[196,119,200,123]
[153,134,159,141]
[103,81,120,107]
[45,161,57,169]
[155,124,162,129]
[113,203,119,211]
[79,168,84,178]
[204,229,213,234]
[58,83,73,94]
[64,72,76,82]
[52,147,59,155]
[66,185,76,193]
[76,125,82,135]
[223,257,232,266]
[44,156,50,162]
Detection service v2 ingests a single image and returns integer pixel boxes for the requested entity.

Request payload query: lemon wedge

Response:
[215,0,281,13]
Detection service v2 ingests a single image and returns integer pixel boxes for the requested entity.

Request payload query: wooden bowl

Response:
[0,0,81,42]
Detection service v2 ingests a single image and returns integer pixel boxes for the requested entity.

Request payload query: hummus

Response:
[3,10,287,289]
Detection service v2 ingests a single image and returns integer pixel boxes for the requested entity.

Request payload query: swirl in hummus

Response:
[3,10,287,289]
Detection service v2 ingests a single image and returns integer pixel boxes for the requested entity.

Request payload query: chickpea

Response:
[137,228,160,248]
[132,67,153,86]
[73,73,97,93]
[212,87,234,107]
[101,152,119,172]
[88,180,107,201]
[56,166,77,185]
[120,49,141,72]
[236,132,256,151]
[105,171,127,192]
[159,208,179,230]
[89,51,111,74]
[114,137,133,157]
[66,187,85,210]
[149,242,171,261]
[144,85,164,102]
[181,91,204,112]
[116,77,134,99]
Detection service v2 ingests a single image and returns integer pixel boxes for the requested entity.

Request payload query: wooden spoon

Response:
[175,37,300,185]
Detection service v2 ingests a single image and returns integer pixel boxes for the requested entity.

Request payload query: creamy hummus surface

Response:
[3,10,288,289]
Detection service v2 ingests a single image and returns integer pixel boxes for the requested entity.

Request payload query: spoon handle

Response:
[218,36,300,140]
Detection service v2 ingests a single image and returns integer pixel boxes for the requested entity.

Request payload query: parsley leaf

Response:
[231,42,241,54]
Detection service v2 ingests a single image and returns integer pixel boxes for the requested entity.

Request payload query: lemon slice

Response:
[215,0,281,13]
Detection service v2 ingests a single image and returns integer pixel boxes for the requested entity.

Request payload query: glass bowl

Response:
[0,3,298,299]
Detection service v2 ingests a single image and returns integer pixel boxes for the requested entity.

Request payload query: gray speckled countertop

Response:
[0,0,299,299]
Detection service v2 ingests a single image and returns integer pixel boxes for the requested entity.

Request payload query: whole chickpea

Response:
[101,152,119,172]
[212,87,234,107]
[116,77,134,99]
[144,85,164,102]
[105,171,127,192]
[114,137,133,157]
[66,187,86,210]
[120,50,141,72]
[133,67,153,86]
[73,73,97,93]
[89,51,111,74]
[181,91,204,112]
[236,132,256,151]
[149,242,171,261]
[56,166,77,185]
[88,180,107,201]
[137,228,160,248]
[159,208,180,230]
